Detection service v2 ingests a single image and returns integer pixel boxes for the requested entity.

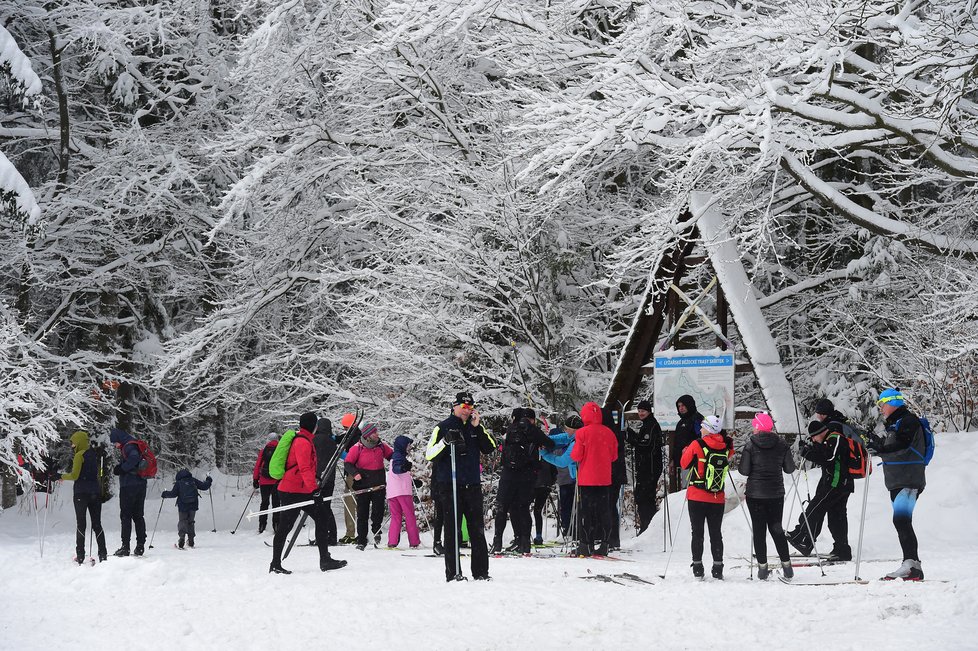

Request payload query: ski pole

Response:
[853,457,873,581]
[230,487,257,534]
[787,471,824,576]
[658,488,689,579]
[252,485,384,519]
[450,442,463,580]
[726,477,755,579]
[148,499,165,549]
[209,486,217,532]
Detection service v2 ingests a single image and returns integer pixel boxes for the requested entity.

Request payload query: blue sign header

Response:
[655,355,734,369]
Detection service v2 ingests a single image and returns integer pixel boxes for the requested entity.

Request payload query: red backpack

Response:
[125,440,158,478]
[841,426,871,478]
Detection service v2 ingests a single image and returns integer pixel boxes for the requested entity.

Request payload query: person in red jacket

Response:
[252,433,280,534]
[570,402,619,557]
[269,411,347,575]
[680,414,734,579]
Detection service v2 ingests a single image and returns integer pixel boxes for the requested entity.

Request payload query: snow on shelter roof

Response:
[691,191,805,434]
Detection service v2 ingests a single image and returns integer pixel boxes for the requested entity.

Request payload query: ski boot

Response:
[691,561,705,579]
[757,563,769,580]
[113,547,130,557]
[187,537,194,549]
[491,540,503,555]
[432,540,444,556]
[320,557,348,572]
[781,561,794,579]
[883,559,924,581]
[268,563,292,575]
[356,543,366,551]
[133,545,145,557]
[177,537,185,550]
[711,562,724,580]
[533,536,544,546]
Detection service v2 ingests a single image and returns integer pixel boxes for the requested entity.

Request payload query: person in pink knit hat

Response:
[738,412,797,580]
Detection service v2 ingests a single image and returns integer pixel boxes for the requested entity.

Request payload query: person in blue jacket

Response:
[540,414,581,539]
[109,428,148,557]
[161,469,213,549]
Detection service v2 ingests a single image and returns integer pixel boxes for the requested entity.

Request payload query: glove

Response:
[205,475,212,483]
[112,464,123,476]
[252,478,259,489]
[402,460,413,471]
[413,478,423,489]
[865,434,882,454]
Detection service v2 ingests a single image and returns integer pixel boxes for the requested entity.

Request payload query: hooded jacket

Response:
[738,432,795,499]
[627,414,664,487]
[277,427,318,494]
[161,469,212,512]
[386,435,415,499]
[570,402,619,486]
[61,430,101,496]
[109,428,148,489]
[681,432,733,504]
[672,395,703,466]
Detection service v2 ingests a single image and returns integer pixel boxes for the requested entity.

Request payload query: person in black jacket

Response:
[491,408,555,554]
[425,391,496,581]
[61,430,109,564]
[670,395,703,490]
[785,420,854,561]
[312,418,339,546]
[867,388,927,581]
[739,412,796,579]
[626,400,663,534]
[161,469,213,549]
[601,407,628,550]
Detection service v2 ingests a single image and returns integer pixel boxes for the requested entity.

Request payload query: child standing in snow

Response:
[386,436,422,548]
[738,412,796,579]
[161,469,212,549]
[681,415,734,579]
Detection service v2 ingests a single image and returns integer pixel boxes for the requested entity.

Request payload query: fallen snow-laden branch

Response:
[781,152,978,259]
[758,267,861,308]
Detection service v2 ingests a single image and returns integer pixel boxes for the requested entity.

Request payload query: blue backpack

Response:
[886,416,936,466]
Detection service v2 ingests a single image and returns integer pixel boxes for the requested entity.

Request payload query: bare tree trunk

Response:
[48,30,70,192]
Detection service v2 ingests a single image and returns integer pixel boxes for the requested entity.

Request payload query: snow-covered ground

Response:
[3,433,977,651]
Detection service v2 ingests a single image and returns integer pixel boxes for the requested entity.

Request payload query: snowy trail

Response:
[3,433,978,650]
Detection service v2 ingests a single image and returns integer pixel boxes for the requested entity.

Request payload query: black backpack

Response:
[259,443,276,480]
[93,443,114,503]
[177,476,199,506]
[502,421,537,471]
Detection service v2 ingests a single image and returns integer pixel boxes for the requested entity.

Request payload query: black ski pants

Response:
[271,491,331,566]
[258,483,281,533]
[891,487,921,561]
[436,482,489,581]
[355,486,386,546]
[688,499,724,563]
[788,483,851,557]
[634,475,660,534]
[607,483,623,547]
[493,476,533,547]
[532,485,551,539]
[118,484,147,549]
[558,483,575,536]
[73,492,107,560]
[746,497,790,564]
[578,485,611,555]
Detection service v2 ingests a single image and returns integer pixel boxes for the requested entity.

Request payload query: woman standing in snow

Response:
[738,412,796,580]
[680,415,733,579]
[344,422,393,550]
[62,430,109,564]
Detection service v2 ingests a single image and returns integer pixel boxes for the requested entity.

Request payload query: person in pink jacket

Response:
[344,423,394,550]
[386,435,422,548]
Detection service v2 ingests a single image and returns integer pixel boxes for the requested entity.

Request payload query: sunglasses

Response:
[458,403,475,409]
[877,394,904,405]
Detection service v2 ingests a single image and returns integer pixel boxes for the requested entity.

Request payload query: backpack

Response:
[94,443,114,503]
[259,443,276,480]
[124,439,158,478]
[885,416,936,466]
[689,439,729,493]
[268,430,297,480]
[177,476,199,507]
[839,423,871,478]
[502,421,537,471]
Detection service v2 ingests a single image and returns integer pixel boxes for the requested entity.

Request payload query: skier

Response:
[570,402,618,557]
[252,433,280,534]
[344,422,393,550]
[491,408,555,554]
[531,446,558,545]
[681,415,734,579]
[785,420,854,561]
[425,391,496,581]
[602,406,628,550]
[61,430,108,564]
[312,418,339,545]
[160,469,213,549]
[268,411,347,574]
[625,399,664,534]
[738,412,796,579]
[670,395,703,491]
[109,428,148,557]
[386,435,422,548]
[866,388,927,581]
[540,416,579,539]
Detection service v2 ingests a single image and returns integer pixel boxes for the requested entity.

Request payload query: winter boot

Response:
[258,523,266,534]
[177,537,185,550]
[432,540,444,556]
[356,543,366,551]
[133,545,144,557]
[320,557,348,572]
[505,539,519,553]
[187,537,194,549]
[781,561,794,579]
[711,562,724,580]
[757,563,769,580]
[373,531,382,546]
[113,547,130,557]
[491,540,502,554]
[691,561,705,578]
[98,553,108,563]
[519,536,532,555]
[533,535,544,546]
[268,563,292,575]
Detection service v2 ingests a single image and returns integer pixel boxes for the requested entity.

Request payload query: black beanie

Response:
[512,407,525,421]
[299,411,318,433]
[807,420,828,436]
[524,408,536,420]
[637,399,652,412]
[814,398,835,416]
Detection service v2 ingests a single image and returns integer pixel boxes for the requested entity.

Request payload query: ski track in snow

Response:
[2,433,978,651]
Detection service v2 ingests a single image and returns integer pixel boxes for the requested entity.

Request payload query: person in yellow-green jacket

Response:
[62,430,109,564]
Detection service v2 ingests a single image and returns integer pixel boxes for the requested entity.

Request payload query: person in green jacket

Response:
[62,430,109,564]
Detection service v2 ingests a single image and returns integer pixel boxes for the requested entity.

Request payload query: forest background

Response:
[2,0,976,501]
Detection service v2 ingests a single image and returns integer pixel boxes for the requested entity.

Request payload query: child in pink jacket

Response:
[386,435,422,548]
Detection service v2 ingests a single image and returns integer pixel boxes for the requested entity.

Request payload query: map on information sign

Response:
[653,349,734,429]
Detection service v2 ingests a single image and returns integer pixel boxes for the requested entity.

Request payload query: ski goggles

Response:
[877,393,905,405]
